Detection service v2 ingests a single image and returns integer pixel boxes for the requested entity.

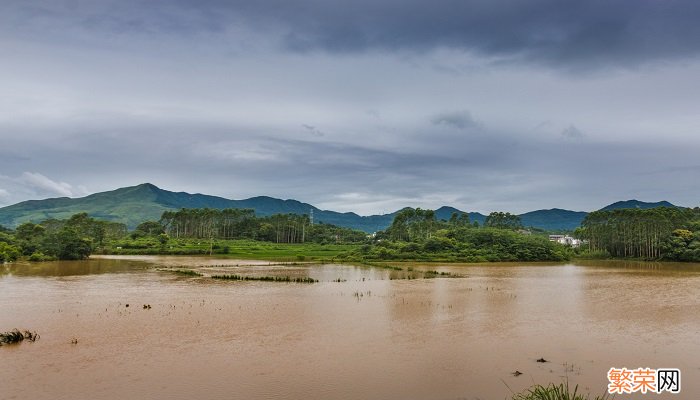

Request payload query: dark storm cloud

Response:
[7,0,700,69]
[271,0,700,68]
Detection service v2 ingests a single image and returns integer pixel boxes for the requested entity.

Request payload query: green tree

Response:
[132,220,165,238]
[41,227,92,260]
[484,212,522,230]
[0,242,21,263]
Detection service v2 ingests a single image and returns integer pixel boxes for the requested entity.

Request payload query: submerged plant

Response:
[511,382,609,400]
[0,329,40,345]
[211,274,317,283]
[159,268,203,277]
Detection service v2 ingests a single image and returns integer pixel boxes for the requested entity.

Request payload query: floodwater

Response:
[1,256,699,400]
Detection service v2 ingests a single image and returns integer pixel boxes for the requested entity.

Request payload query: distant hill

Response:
[519,208,588,231]
[0,183,402,232]
[599,200,677,211]
[0,183,680,232]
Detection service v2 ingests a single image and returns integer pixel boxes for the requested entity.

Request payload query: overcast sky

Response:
[1,0,699,215]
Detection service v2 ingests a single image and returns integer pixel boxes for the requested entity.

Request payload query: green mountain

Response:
[517,200,680,231]
[519,208,588,231]
[0,183,679,233]
[599,200,677,211]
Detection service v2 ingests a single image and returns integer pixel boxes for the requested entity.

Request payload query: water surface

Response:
[1,256,698,399]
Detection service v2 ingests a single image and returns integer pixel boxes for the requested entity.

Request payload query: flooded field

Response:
[1,256,699,399]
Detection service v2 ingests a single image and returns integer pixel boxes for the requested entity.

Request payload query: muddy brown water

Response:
[1,256,699,400]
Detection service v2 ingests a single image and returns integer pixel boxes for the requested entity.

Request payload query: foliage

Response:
[0,242,21,263]
[484,211,523,230]
[385,208,438,241]
[106,238,358,261]
[41,227,93,260]
[159,208,366,244]
[579,207,700,261]
[28,252,54,262]
[2,208,365,262]
[353,210,570,262]
[131,220,165,238]
[9,213,120,260]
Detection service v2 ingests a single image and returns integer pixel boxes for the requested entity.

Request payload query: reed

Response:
[211,274,317,283]
[512,382,609,400]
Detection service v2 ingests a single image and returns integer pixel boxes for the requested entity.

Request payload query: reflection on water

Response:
[1,256,699,400]
[0,258,150,277]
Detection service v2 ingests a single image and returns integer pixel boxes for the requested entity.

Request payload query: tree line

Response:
[0,213,127,261]
[0,208,367,261]
[577,207,700,261]
[157,208,366,244]
[361,208,568,262]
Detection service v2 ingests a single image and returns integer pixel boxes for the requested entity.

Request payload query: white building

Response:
[548,235,582,248]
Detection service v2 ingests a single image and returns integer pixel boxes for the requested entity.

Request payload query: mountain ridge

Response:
[0,183,681,232]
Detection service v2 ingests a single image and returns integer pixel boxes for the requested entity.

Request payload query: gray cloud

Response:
[431,110,480,130]
[20,172,74,197]
[5,1,700,70]
[301,124,325,137]
[1,115,698,213]
[0,172,89,206]
[561,125,585,139]
[1,1,699,214]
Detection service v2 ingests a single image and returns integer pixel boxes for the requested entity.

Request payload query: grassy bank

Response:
[102,238,359,262]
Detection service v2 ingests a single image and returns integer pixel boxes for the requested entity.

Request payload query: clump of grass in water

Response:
[158,268,203,277]
[0,329,40,345]
[211,274,317,283]
[360,261,402,271]
[511,382,609,400]
[424,270,453,277]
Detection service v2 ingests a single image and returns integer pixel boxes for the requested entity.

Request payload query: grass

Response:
[106,238,359,262]
[159,268,203,276]
[0,329,39,345]
[211,274,318,283]
[424,270,453,277]
[358,261,403,271]
[511,382,610,400]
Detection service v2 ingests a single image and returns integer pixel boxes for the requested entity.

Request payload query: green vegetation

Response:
[159,208,365,244]
[108,238,358,260]
[0,210,362,262]
[4,203,698,264]
[159,269,203,277]
[511,382,609,400]
[578,207,700,261]
[0,242,21,263]
[484,211,523,229]
[211,274,318,283]
[350,209,570,262]
[1,213,125,261]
